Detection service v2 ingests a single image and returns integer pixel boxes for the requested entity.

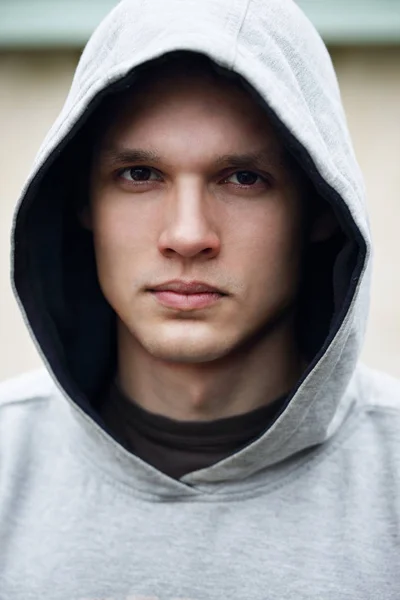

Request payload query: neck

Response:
[117,313,305,422]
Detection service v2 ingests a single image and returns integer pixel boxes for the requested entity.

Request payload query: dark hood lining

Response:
[13,51,367,426]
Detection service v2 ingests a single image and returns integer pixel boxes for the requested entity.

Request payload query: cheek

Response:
[225,200,304,276]
[92,195,156,251]
[222,200,304,325]
[90,195,158,292]
[232,209,304,319]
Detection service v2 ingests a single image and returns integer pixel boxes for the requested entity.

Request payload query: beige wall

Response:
[332,47,400,376]
[0,52,79,380]
[0,48,399,381]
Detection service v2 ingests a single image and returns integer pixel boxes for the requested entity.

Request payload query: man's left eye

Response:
[226,171,262,185]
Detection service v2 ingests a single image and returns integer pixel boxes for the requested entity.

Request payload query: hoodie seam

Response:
[232,0,252,66]
[364,405,400,416]
[0,394,51,410]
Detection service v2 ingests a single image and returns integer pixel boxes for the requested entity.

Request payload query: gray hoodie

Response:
[1,0,400,598]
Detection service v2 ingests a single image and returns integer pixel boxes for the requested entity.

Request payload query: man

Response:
[1,0,399,598]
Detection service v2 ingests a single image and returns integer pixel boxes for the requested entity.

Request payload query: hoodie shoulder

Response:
[365,366,400,411]
[0,368,56,409]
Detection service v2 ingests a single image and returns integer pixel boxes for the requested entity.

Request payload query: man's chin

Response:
[138,324,234,364]
[121,316,243,364]
[143,339,229,364]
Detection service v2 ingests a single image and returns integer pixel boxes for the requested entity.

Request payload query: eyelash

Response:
[116,166,271,188]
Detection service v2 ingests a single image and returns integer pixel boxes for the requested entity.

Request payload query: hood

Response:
[11,0,370,485]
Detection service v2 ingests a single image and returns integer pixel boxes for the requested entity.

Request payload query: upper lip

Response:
[150,280,225,294]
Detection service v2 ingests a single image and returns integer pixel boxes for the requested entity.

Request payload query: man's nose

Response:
[157,181,221,260]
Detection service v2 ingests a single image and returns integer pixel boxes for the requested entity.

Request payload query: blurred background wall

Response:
[0,1,400,381]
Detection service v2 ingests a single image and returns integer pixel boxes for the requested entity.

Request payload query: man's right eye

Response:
[119,167,160,182]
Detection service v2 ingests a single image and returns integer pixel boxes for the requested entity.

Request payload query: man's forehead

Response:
[97,89,282,157]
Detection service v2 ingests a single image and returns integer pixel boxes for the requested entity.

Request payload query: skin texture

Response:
[88,62,318,421]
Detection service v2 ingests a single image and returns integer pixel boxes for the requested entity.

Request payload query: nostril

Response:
[163,247,177,258]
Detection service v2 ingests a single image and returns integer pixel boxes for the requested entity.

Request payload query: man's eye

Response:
[225,171,263,186]
[119,167,160,182]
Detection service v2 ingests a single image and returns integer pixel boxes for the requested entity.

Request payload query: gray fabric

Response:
[1,0,400,598]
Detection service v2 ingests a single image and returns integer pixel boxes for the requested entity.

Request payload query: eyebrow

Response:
[97,147,161,165]
[97,145,289,171]
[214,148,288,170]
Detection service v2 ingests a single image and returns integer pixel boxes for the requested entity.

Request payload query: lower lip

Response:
[151,290,223,310]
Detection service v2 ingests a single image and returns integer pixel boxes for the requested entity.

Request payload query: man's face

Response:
[89,66,307,364]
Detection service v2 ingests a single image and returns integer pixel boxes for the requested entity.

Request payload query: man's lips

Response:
[148,280,226,310]
[150,280,225,294]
